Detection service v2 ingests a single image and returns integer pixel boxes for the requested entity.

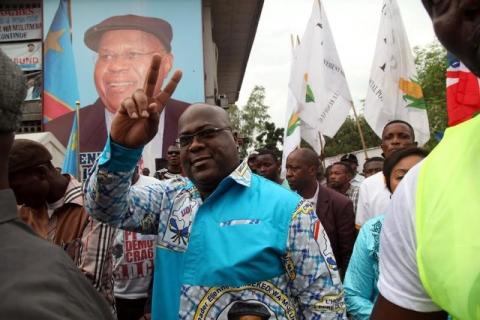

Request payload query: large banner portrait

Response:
[43,0,204,174]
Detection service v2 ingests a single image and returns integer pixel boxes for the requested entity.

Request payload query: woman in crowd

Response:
[343,147,428,319]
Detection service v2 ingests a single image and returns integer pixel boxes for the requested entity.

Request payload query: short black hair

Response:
[248,152,258,160]
[383,147,428,193]
[331,161,354,176]
[382,120,415,141]
[325,164,333,177]
[256,148,280,162]
[227,301,271,320]
[364,157,384,166]
[340,153,358,165]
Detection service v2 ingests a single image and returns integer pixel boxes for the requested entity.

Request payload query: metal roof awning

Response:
[210,0,264,104]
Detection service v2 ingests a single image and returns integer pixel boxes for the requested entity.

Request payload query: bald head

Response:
[289,148,320,169]
[286,148,320,194]
[178,103,231,134]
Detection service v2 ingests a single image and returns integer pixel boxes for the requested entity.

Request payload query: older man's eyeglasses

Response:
[178,127,231,148]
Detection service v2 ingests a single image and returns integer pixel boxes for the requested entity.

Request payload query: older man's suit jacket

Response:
[315,184,356,278]
[44,98,189,157]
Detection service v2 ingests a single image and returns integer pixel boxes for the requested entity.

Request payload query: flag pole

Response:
[317,0,322,15]
[318,132,326,169]
[75,100,80,179]
[67,0,73,40]
[351,102,369,159]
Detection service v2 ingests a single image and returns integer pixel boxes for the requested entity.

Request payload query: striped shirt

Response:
[18,175,116,315]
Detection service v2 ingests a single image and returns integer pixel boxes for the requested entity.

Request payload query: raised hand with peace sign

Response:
[110,54,182,148]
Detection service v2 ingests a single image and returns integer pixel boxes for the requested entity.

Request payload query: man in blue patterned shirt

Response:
[84,57,346,320]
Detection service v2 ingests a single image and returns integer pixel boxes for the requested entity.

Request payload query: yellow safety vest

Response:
[416,115,480,320]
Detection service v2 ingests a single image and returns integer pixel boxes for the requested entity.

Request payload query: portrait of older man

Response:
[45,14,189,167]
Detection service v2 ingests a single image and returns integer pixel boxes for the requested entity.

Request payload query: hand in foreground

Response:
[110,55,182,148]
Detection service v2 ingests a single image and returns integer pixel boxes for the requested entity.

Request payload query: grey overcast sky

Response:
[237,0,437,128]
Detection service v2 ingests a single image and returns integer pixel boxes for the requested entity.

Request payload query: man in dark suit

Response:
[45,15,189,165]
[286,148,356,278]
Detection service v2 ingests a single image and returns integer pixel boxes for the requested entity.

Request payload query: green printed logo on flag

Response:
[399,77,426,110]
[306,84,315,103]
[287,112,300,136]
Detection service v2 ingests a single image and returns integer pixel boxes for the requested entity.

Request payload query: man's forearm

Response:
[84,137,142,227]
[84,162,136,225]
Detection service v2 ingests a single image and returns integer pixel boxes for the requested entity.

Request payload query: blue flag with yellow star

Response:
[62,110,79,178]
[43,0,79,123]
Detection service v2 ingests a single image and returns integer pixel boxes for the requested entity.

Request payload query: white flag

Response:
[281,90,326,176]
[365,0,430,145]
[289,0,353,138]
[281,34,327,177]
[281,47,302,177]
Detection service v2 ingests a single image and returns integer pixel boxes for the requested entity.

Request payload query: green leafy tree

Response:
[414,42,448,151]
[323,116,381,157]
[226,103,242,132]
[226,103,249,159]
[255,121,284,152]
[241,86,271,144]
[227,86,271,158]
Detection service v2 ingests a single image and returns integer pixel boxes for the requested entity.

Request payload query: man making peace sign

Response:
[84,55,347,320]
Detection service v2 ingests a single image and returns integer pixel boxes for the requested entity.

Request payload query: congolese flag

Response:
[62,110,79,178]
[43,0,79,123]
[446,53,480,127]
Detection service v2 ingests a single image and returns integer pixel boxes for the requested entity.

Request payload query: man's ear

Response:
[232,131,240,148]
[35,164,50,179]
[413,141,418,147]
[160,53,173,78]
[155,53,174,96]
[380,141,387,155]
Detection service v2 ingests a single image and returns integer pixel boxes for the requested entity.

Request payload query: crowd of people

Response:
[0,1,478,319]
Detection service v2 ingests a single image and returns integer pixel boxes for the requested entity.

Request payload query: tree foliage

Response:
[255,121,284,152]
[414,42,448,151]
[226,85,273,158]
[226,103,242,132]
[323,116,381,157]
[241,86,271,143]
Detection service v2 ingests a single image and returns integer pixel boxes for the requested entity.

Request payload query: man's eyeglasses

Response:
[178,127,231,148]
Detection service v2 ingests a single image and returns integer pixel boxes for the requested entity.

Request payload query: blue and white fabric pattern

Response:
[84,139,347,320]
[344,215,384,320]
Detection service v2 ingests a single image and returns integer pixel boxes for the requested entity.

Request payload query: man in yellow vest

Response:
[371,1,480,320]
